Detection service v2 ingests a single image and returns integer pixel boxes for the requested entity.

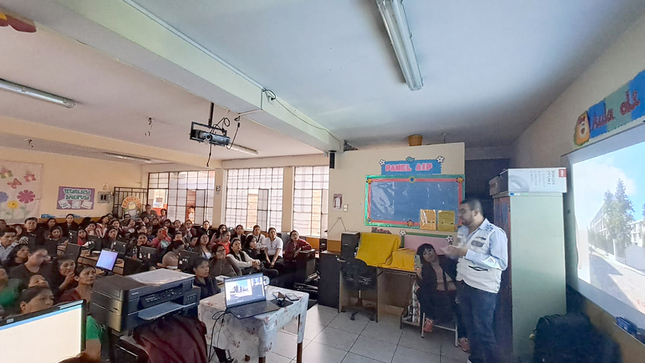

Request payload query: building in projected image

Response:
[629,219,644,247]
[588,205,613,256]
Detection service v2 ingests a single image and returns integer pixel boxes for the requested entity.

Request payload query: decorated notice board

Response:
[0,161,43,224]
[574,68,645,147]
[57,186,95,210]
[365,155,464,231]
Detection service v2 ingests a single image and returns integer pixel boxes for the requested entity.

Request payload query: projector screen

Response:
[564,123,645,327]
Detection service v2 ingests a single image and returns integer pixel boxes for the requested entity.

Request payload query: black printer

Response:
[91,269,200,332]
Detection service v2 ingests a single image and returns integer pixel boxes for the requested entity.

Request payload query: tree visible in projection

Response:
[603,179,634,258]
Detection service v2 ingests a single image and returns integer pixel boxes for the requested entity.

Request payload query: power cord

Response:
[208,311,228,362]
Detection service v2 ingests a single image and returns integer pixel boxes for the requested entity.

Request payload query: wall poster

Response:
[57,186,95,210]
[0,160,43,223]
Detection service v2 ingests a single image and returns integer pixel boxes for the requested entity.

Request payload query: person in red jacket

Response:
[283,230,312,261]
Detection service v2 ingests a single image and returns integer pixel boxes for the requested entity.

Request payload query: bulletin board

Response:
[365,175,464,229]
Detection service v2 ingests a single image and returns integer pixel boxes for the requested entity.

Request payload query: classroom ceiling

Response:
[0,26,321,161]
[127,0,645,147]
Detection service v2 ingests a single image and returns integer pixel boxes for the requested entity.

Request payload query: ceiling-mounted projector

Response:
[190,122,230,146]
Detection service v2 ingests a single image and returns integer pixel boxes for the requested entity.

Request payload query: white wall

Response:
[328,143,465,240]
[514,13,645,167]
[1,146,142,218]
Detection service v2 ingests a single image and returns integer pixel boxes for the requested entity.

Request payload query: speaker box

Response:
[340,232,360,260]
[319,238,328,252]
[329,151,336,169]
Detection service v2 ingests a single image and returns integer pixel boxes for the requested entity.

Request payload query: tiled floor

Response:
[270,304,469,363]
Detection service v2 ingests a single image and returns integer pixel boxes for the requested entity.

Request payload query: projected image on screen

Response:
[573,141,645,315]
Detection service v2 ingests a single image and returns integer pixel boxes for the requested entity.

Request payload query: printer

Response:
[91,269,200,332]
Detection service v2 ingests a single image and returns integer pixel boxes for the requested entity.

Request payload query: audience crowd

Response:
[0,204,313,361]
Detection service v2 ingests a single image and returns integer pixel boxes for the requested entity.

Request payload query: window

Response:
[225,168,283,230]
[147,171,216,223]
[293,166,329,237]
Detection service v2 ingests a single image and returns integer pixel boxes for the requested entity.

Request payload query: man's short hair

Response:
[268,227,276,233]
[0,228,17,237]
[460,199,483,214]
[253,225,261,230]
[29,244,48,254]
[145,204,151,208]
[24,217,38,223]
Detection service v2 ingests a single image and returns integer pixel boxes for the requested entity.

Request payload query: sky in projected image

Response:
[573,141,645,228]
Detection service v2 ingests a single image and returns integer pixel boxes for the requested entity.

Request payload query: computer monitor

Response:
[0,300,85,363]
[139,246,159,265]
[64,243,82,262]
[224,273,266,308]
[111,240,128,257]
[178,250,199,272]
[96,250,119,272]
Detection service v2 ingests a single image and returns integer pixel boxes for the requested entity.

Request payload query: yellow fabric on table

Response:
[355,232,401,267]
[381,248,416,271]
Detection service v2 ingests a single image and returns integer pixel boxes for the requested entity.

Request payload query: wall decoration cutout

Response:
[365,174,464,229]
[57,186,95,210]
[575,68,645,147]
[0,160,43,223]
[379,156,443,175]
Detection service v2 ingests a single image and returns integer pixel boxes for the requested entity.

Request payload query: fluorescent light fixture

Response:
[376,0,423,91]
[103,152,152,163]
[0,78,76,108]
[229,144,259,155]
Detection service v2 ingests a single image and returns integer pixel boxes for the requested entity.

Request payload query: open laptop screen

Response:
[224,273,266,308]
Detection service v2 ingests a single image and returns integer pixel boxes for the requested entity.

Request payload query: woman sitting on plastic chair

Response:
[415,243,469,352]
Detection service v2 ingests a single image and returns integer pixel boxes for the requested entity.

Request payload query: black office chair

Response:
[341,258,377,321]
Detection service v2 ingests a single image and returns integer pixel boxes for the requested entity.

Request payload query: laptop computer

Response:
[224,273,280,319]
[64,243,81,262]
[111,240,128,258]
[139,246,158,265]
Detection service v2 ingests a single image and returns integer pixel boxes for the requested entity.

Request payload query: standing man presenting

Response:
[445,199,508,363]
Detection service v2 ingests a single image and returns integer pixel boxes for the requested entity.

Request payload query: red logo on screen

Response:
[559,169,567,178]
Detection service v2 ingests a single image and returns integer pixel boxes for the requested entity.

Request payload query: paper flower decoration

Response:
[0,191,8,203]
[379,159,386,166]
[399,229,406,236]
[17,190,35,204]
[406,219,414,227]
[446,236,454,244]
[437,156,445,164]
[456,177,464,184]
[409,177,416,183]
[7,200,19,209]
[406,156,415,163]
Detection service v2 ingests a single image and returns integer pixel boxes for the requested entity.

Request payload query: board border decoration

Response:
[364,174,465,229]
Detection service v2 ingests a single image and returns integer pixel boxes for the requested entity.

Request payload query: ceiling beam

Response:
[0,0,342,152]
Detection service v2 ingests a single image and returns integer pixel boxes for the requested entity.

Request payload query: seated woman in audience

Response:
[182,220,195,241]
[233,224,246,240]
[110,219,121,231]
[243,235,279,279]
[227,237,261,274]
[163,219,174,235]
[199,220,212,238]
[250,225,268,250]
[161,240,184,268]
[210,224,227,245]
[42,218,57,240]
[215,230,232,254]
[102,227,119,248]
[129,233,149,260]
[3,244,29,271]
[48,256,76,299]
[62,214,79,236]
[414,243,459,334]
[0,266,20,315]
[197,233,212,260]
[141,216,151,228]
[284,230,312,261]
[192,257,219,298]
[10,245,49,289]
[60,265,96,302]
[187,236,199,252]
[210,243,238,278]
[17,286,54,314]
[150,217,161,235]
[159,208,168,222]
[85,222,97,236]
[79,217,92,230]
[151,227,171,251]
[121,219,137,240]
[172,220,182,234]
[77,228,89,246]
[47,226,69,247]
[27,274,49,288]
[95,215,110,238]
[265,228,284,271]
[0,219,6,229]
[12,224,23,239]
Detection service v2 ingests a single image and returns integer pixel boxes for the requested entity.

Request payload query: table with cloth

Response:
[198,286,308,363]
